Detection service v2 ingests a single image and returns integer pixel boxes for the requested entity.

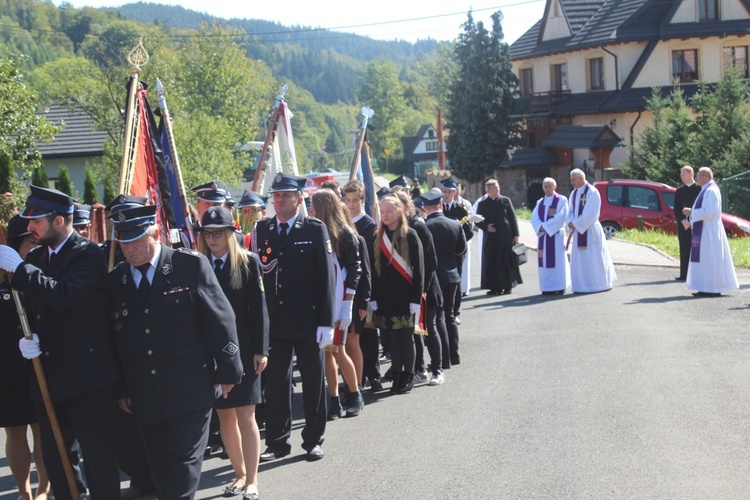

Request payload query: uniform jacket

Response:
[444,198,474,241]
[407,214,441,307]
[337,226,362,293]
[253,214,336,339]
[355,213,377,270]
[214,251,269,377]
[425,211,467,286]
[12,231,121,402]
[110,244,242,424]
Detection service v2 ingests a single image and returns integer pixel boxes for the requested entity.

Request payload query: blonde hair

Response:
[374,194,410,274]
[312,189,355,256]
[198,228,249,290]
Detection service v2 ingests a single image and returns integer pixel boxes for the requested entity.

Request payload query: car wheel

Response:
[601,222,620,239]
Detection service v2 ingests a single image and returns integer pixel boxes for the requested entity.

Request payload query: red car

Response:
[594,179,750,239]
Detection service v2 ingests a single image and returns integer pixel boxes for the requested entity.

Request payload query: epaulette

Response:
[306,216,325,226]
[175,247,202,258]
[112,260,127,272]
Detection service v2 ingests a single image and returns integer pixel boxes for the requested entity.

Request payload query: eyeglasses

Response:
[203,229,227,240]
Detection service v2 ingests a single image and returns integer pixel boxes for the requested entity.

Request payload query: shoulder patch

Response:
[176,247,202,258]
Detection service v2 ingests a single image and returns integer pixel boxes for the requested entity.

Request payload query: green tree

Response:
[357,60,407,166]
[31,164,49,188]
[0,154,13,193]
[445,12,520,183]
[57,166,73,195]
[102,175,116,206]
[83,166,98,204]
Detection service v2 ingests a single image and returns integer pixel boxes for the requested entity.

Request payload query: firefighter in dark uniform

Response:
[253,173,336,462]
[0,185,122,500]
[109,205,243,499]
[420,188,467,374]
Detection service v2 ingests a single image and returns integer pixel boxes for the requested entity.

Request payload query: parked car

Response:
[594,179,750,239]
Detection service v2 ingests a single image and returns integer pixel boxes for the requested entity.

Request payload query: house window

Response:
[672,49,698,82]
[520,68,533,96]
[425,141,438,152]
[551,63,568,91]
[427,129,435,139]
[723,46,749,78]
[589,58,604,90]
[698,0,718,20]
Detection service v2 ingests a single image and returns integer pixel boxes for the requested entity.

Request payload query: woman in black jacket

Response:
[199,207,268,500]
[310,189,364,419]
[371,195,424,394]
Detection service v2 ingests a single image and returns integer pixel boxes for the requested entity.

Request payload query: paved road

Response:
[2,237,749,499]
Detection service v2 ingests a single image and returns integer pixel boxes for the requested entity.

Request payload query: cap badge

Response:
[275,174,283,184]
[211,182,218,191]
[118,212,126,222]
[118,195,126,204]
[210,211,217,219]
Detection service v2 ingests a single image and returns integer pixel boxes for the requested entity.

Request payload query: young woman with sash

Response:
[310,189,365,419]
[198,207,268,500]
[371,195,424,394]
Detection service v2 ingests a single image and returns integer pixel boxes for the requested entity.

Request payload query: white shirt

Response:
[130,244,162,287]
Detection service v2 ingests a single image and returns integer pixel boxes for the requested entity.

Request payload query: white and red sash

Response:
[380,232,413,285]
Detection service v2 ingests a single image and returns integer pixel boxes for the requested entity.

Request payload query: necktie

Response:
[214,258,223,277]
[278,222,289,244]
[137,264,151,301]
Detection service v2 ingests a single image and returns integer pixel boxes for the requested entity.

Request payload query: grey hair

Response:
[542,177,557,187]
[570,168,585,180]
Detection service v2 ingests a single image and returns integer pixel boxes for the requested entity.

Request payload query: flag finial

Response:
[128,37,149,75]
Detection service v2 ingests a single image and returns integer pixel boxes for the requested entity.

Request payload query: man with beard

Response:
[0,185,121,499]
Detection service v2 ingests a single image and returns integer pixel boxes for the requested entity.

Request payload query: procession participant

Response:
[192,181,229,219]
[109,205,243,499]
[566,169,616,293]
[198,206,268,500]
[253,174,335,462]
[530,178,570,295]
[310,189,364,418]
[238,191,267,248]
[475,179,522,296]
[674,166,701,281]
[342,179,382,392]
[320,180,343,199]
[393,190,436,384]
[421,188,466,385]
[0,185,122,500]
[371,194,424,394]
[0,214,50,500]
[410,178,422,199]
[441,178,472,322]
[683,167,739,296]
[72,203,92,239]
[420,188,466,377]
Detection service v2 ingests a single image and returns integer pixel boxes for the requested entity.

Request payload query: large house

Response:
[505,0,749,206]
[401,123,447,179]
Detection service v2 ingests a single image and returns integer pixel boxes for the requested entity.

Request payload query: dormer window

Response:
[699,0,718,21]
[672,49,698,82]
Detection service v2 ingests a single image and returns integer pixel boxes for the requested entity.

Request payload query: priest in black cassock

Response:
[475,178,522,295]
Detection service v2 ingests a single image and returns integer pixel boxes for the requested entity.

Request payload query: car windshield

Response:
[662,192,675,209]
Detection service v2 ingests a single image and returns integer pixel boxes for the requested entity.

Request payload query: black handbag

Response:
[511,243,528,266]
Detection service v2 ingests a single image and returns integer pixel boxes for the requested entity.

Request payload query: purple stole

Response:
[537,193,561,268]
[571,184,590,248]
[690,181,717,263]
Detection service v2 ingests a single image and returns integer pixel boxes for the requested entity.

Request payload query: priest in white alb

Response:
[530,177,570,295]
[683,167,739,296]
[566,168,616,293]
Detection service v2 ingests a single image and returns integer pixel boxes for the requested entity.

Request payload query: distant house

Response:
[37,104,108,195]
[400,123,447,178]
[505,0,750,206]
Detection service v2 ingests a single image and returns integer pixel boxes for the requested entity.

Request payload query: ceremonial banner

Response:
[359,142,380,223]
[158,118,186,232]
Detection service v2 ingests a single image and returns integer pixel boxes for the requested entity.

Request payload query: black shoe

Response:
[398,372,414,394]
[122,484,154,500]
[389,373,401,394]
[486,290,501,296]
[305,445,325,461]
[462,291,469,297]
[345,390,364,417]
[675,276,687,281]
[692,291,721,297]
[259,448,290,462]
[501,289,512,295]
[327,396,343,421]
[370,379,383,392]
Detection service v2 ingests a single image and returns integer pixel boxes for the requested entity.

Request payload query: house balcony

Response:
[527,90,571,114]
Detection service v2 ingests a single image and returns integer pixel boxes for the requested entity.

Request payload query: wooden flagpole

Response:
[251,85,288,193]
[156,78,196,250]
[109,38,149,271]
[348,107,374,181]
[0,229,80,498]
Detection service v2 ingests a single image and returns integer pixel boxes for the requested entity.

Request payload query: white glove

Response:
[338,300,353,333]
[19,334,41,359]
[369,301,378,311]
[0,245,23,273]
[410,302,421,316]
[316,326,334,349]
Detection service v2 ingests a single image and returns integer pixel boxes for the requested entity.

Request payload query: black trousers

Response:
[454,254,465,316]
[117,409,154,491]
[138,405,211,500]
[265,335,326,453]
[387,327,416,374]
[425,302,444,375]
[360,327,381,381]
[678,224,692,279]
[440,281,460,365]
[36,384,121,500]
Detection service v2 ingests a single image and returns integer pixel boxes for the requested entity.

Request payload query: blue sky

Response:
[51,0,546,44]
